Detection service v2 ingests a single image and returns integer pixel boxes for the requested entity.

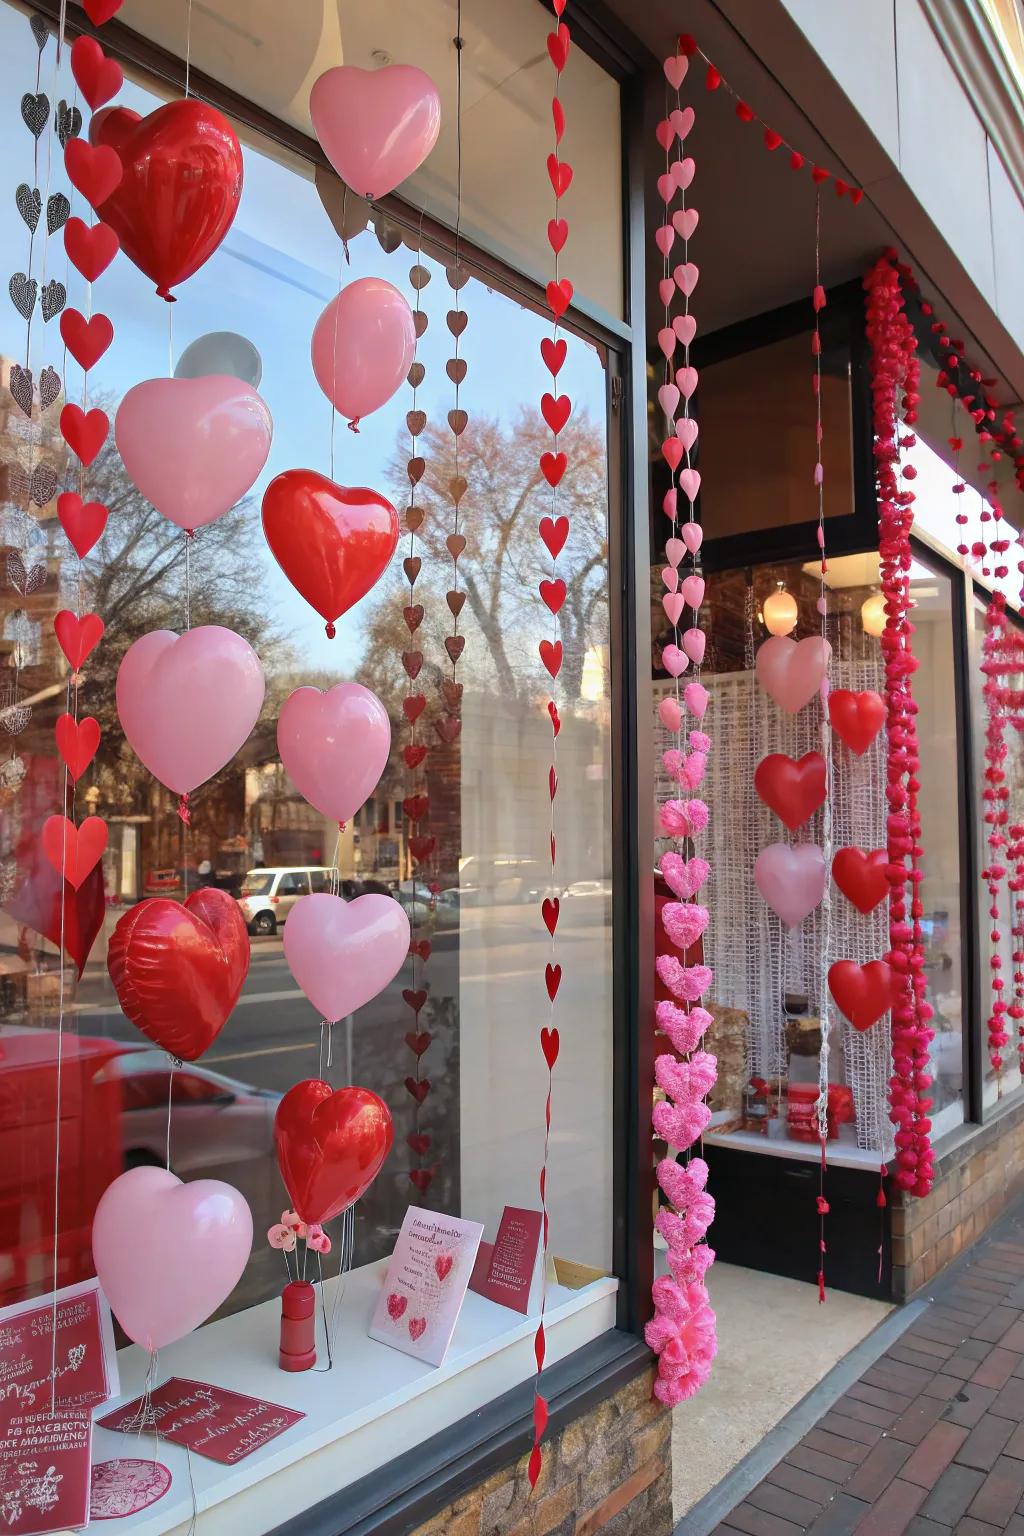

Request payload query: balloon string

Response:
[183,0,194,100]
[165,1060,175,1169]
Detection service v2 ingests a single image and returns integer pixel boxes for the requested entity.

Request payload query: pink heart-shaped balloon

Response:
[682,627,705,664]
[657,172,675,204]
[676,366,698,399]
[755,635,832,713]
[658,277,675,307]
[681,574,705,609]
[685,682,709,718]
[662,643,688,677]
[663,593,685,626]
[670,106,695,141]
[117,626,265,796]
[284,892,410,1023]
[115,376,273,530]
[671,157,695,192]
[666,537,685,568]
[673,314,696,348]
[679,467,701,503]
[278,682,390,825]
[659,697,683,731]
[754,843,826,927]
[662,566,679,593]
[673,262,699,296]
[682,520,703,553]
[654,224,675,258]
[676,418,698,453]
[92,1165,252,1352]
[658,383,680,418]
[673,207,699,241]
[660,852,710,900]
[310,64,441,199]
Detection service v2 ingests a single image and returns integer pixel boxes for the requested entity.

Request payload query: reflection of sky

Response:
[0,8,606,675]
[912,435,1022,613]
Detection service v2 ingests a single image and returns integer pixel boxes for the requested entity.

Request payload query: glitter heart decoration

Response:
[15,184,40,232]
[20,92,49,139]
[9,366,33,419]
[46,193,70,234]
[56,101,83,149]
[9,274,36,321]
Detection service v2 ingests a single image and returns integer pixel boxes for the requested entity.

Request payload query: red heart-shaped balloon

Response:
[753,751,826,831]
[274,1080,393,1226]
[828,959,895,1032]
[832,847,888,914]
[828,689,886,755]
[107,888,250,1061]
[56,714,101,781]
[57,492,108,558]
[261,470,398,636]
[90,101,243,300]
[4,821,105,974]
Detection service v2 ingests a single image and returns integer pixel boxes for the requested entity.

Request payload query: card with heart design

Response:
[0,1277,119,1416]
[369,1206,483,1367]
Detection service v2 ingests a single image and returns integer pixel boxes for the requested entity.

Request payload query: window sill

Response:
[84,1260,619,1535]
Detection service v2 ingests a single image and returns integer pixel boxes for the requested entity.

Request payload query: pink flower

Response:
[268,1223,297,1252]
[307,1226,332,1255]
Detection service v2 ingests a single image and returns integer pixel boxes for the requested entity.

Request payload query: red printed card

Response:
[0,1410,92,1535]
[469,1207,543,1314]
[99,1378,304,1465]
[0,1279,118,1420]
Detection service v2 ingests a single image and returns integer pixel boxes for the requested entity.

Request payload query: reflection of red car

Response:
[0,1032,281,1310]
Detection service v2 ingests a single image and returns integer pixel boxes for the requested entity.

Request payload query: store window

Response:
[0,0,620,1492]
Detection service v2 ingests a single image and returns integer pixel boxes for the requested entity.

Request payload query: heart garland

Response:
[442,241,470,744]
[646,42,718,1411]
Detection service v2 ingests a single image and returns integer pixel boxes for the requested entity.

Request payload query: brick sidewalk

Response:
[713,1201,1024,1536]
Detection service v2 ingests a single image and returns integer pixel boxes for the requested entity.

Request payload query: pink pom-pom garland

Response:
[651,41,717,1401]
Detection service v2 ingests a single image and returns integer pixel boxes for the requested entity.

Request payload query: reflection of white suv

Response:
[237,867,334,936]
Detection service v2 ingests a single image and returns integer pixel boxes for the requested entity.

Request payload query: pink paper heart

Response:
[671,157,695,192]
[662,901,709,951]
[673,314,696,348]
[662,643,688,677]
[665,537,685,568]
[676,418,698,453]
[656,118,674,151]
[679,467,701,503]
[681,520,703,553]
[682,627,705,664]
[663,488,677,520]
[676,366,698,399]
[664,55,688,90]
[660,852,710,900]
[673,207,699,241]
[662,566,679,593]
[681,574,705,609]
[663,593,685,626]
[657,326,676,360]
[654,224,675,258]
[669,106,695,142]
[659,697,682,732]
[684,682,709,718]
[658,383,680,418]
[673,262,699,296]
[658,277,675,307]
[754,842,826,927]
[755,634,832,713]
[657,172,675,204]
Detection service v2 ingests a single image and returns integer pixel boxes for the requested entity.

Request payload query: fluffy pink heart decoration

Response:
[662,644,687,679]
[665,536,685,568]
[655,1050,717,1102]
[690,730,711,752]
[662,749,683,780]
[655,1001,701,1054]
[668,1242,716,1288]
[659,697,682,732]
[660,852,710,900]
[680,751,707,788]
[681,521,703,553]
[684,682,708,718]
[655,957,713,1001]
[661,901,709,952]
[682,627,705,665]
[659,797,709,838]
[653,1098,712,1148]
[656,1159,695,1211]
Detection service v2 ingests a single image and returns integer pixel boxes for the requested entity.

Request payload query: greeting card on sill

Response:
[99,1378,305,1465]
[0,1409,92,1534]
[0,1277,119,1419]
[469,1207,543,1315]
[369,1207,484,1367]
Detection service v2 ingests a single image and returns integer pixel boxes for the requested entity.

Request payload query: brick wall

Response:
[892,1095,1024,1298]
[410,1368,672,1536]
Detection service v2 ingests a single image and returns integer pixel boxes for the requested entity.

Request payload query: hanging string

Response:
[183,0,194,100]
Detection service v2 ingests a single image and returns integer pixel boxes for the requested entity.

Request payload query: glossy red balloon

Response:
[828,959,895,1032]
[89,101,243,300]
[274,1080,394,1226]
[753,751,826,832]
[107,888,250,1061]
[832,847,888,914]
[261,470,399,636]
[828,689,886,756]
[4,824,104,975]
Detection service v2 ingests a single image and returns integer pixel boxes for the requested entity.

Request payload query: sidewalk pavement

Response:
[712,1199,1024,1536]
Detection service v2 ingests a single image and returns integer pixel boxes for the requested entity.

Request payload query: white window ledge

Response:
[75,1261,619,1535]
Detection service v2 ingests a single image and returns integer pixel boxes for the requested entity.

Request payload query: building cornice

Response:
[920,0,1024,206]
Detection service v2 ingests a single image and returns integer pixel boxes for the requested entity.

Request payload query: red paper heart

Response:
[540,337,567,376]
[409,1169,433,1193]
[4,823,104,975]
[548,701,561,737]
[55,714,100,781]
[540,578,566,614]
[832,848,888,915]
[274,1079,393,1225]
[552,96,565,140]
[405,1030,431,1057]
[549,766,558,801]
[409,1316,427,1340]
[59,308,113,371]
[407,1132,431,1156]
[545,278,573,318]
[402,988,427,1014]
[107,888,250,1060]
[764,129,783,151]
[90,101,242,299]
[65,140,123,208]
[547,217,568,253]
[540,451,567,487]
[387,1293,407,1321]
[41,814,107,890]
[540,1027,560,1068]
[545,963,562,1001]
[405,1077,430,1104]
[539,639,563,678]
[57,492,107,557]
[811,165,831,184]
[542,896,560,936]
[83,0,125,22]
[828,959,895,1032]
[546,23,570,72]
[408,836,436,862]
[435,1254,453,1281]
[54,610,104,671]
[402,794,428,821]
[404,744,428,770]
[541,393,572,434]
[828,689,885,755]
[546,154,573,198]
[63,217,119,281]
[71,36,123,110]
[539,514,569,558]
[753,751,826,832]
[262,470,398,633]
[60,403,109,466]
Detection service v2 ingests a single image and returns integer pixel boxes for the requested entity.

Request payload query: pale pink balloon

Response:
[310,64,441,200]
[92,1166,252,1352]
[115,376,273,530]
[755,635,832,713]
[754,843,826,927]
[311,277,415,425]
[117,626,266,795]
[278,683,390,824]
[284,892,410,1023]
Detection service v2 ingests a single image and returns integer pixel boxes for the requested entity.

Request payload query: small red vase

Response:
[279,1280,316,1371]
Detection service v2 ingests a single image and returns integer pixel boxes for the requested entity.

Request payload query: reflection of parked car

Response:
[458,856,550,906]
[236,867,335,935]
[560,878,613,927]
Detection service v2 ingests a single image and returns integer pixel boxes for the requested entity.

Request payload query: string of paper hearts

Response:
[440,20,469,755]
[675,33,864,202]
[528,0,570,1491]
